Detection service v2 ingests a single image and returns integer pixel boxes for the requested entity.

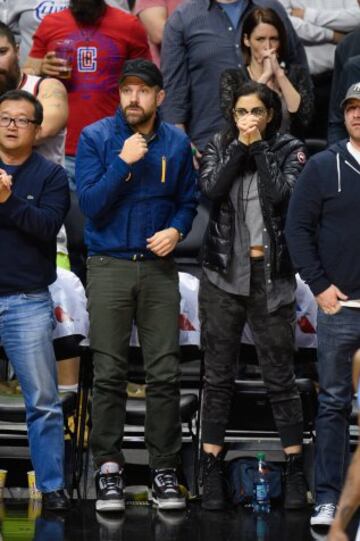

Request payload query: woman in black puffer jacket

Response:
[199,80,308,511]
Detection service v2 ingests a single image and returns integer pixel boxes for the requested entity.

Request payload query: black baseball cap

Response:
[119,59,163,89]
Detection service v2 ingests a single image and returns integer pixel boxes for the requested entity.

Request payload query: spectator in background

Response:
[0,0,130,67]
[278,1,360,77]
[134,0,184,67]
[161,0,308,158]
[23,0,149,189]
[286,82,360,529]
[0,22,67,166]
[328,28,360,144]
[278,1,360,139]
[199,80,308,511]
[221,7,313,139]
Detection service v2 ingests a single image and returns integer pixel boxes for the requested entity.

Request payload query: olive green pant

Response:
[87,256,182,469]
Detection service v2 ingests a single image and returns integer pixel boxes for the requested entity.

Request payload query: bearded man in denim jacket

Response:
[76,59,197,513]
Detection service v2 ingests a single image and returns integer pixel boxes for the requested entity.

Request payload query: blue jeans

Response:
[0,290,65,492]
[315,307,360,504]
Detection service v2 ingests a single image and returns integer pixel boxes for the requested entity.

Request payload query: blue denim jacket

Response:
[76,109,198,258]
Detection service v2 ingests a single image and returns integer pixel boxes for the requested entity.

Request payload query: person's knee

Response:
[318,392,352,416]
[94,376,127,395]
[145,372,180,388]
[26,391,63,423]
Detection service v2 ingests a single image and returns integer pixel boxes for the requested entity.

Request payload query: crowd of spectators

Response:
[0,0,360,535]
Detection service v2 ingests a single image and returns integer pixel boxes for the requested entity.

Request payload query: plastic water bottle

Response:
[253,452,270,513]
[255,513,269,541]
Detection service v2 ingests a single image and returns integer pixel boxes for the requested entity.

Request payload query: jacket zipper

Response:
[161,156,166,183]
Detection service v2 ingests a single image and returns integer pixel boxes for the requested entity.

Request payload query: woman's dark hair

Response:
[223,80,282,143]
[0,90,43,125]
[241,7,288,65]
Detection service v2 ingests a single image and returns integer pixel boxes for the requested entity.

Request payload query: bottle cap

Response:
[257,452,266,460]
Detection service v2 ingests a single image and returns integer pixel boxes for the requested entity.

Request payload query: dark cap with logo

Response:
[119,59,163,89]
[341,82,360,109]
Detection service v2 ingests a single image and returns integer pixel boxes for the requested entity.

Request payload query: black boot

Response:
[284,453,308,509]
[200,451,227,511]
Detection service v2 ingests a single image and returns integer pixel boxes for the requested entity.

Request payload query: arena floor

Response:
[1,498,360,541]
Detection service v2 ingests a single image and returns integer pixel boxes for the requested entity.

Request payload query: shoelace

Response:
[316,503,336,517]
[201,456,222,478]
[100,474,121,491]
[155,471,177,493]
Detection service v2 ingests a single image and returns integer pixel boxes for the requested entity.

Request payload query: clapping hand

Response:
[0,169,12,203]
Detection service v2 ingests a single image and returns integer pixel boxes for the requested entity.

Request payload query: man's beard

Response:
[123,105,154,129]
[0,64,21,95]
[70,0,106,24]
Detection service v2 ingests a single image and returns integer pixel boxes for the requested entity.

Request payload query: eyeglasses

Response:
[0,115,38,128]
[233,107,267,119]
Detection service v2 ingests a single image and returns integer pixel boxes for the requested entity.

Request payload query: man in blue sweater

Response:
[285,82,360,529]
[76,59,197,513]
[0,89,70,510]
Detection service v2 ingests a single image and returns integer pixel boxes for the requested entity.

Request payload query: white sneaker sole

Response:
[96,499,125,512]
[152,497,186,510]
[310,514,334,526]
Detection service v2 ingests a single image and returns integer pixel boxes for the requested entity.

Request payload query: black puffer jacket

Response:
[199,132,306,278]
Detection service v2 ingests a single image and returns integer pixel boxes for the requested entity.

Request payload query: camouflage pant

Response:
[199,263,303,448]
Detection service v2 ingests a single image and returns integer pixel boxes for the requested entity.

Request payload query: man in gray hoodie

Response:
[286,82,360,529]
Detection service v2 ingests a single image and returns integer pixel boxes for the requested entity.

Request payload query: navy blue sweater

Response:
[285,140,360,298]
[0,152,69,295]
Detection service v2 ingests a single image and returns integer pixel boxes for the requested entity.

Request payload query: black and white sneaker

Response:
[96,471,125,512]
[152,469,186,510]
[310,503,336,526]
